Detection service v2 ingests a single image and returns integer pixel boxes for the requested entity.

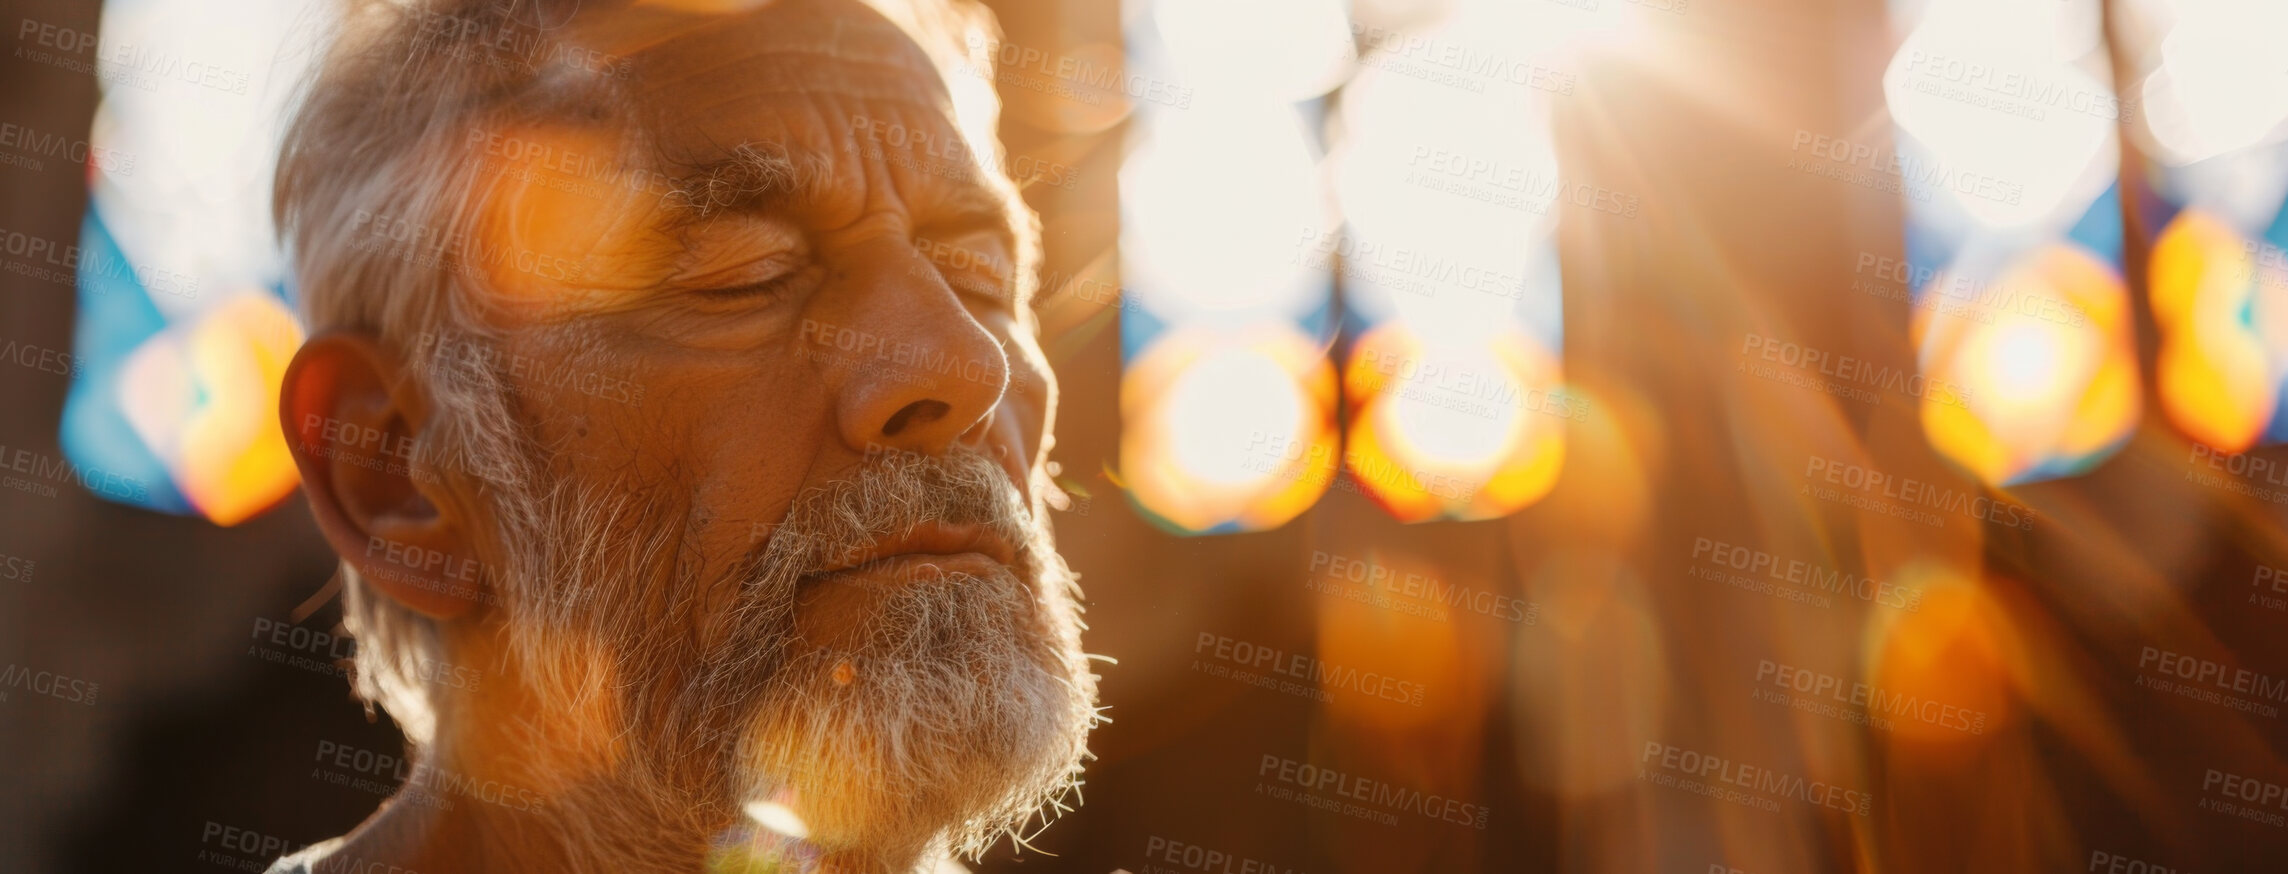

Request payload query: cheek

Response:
[995,338,1057,495]
[686,390,839,555]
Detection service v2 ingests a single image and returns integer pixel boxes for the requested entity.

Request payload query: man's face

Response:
[428,0,1091,862]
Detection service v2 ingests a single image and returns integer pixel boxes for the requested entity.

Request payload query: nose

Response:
[824,237,1010,455]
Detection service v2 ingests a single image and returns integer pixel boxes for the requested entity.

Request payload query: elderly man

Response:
[267,0,1098,871]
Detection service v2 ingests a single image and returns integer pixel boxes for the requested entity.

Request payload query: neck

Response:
[310,630,939,873]
[312,722,723,873]
[315,774,936,873]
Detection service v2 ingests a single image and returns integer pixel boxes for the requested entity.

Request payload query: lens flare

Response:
[1915,244,2137,485]
[1342,324,1565,522]
[1120,326,1339,534]
[61,0,319,524]
[2149,209,2287,451]
[2136,0,2288,166]
[1861,563,2020,748]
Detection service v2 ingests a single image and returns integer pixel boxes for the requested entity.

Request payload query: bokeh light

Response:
[1885,0,2136,485]
[2147,210,2288,451]
[59,0,319,525]
[1119,326,1340,534]
[1914,246,2138,485]
[2123,0,2288,452]
[1323,0,1573,523]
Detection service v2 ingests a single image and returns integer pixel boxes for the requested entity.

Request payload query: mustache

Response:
[747,446,1038,583]
[666,445,1044,752]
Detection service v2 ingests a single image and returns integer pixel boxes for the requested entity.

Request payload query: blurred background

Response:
[5,0,2288,871]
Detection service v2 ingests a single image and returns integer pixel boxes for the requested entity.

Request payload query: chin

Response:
[734,569,1095,862]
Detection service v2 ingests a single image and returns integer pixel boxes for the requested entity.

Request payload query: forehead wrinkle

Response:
[643,86,936,225]
[650,91,1003,232]
[625,0,956,119]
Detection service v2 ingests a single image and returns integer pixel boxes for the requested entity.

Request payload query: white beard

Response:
[479,438,1097,871]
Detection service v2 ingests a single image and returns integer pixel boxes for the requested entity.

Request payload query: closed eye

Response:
[690,261,819,302]
[672,217,814,305]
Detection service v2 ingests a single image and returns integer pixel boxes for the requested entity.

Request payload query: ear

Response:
[282,331,487,620]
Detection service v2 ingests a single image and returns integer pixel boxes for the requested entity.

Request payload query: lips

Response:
[814,520,1019,578]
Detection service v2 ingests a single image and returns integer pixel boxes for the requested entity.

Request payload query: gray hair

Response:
[275,0,1019,747]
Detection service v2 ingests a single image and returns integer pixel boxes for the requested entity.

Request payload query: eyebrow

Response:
[658,142,832,229]
[660,140,1020,240]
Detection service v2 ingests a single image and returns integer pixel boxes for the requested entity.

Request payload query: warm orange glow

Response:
[1861,564,2020,748]
[182,296,306,525]
[1314,549,1478,732]
[1916,244,2138,485]
[1119,325,1339,533]
[116,293,306,526]
[2149,209,2281,451]
[1342,323,1566,522]
[476,125,674,316]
